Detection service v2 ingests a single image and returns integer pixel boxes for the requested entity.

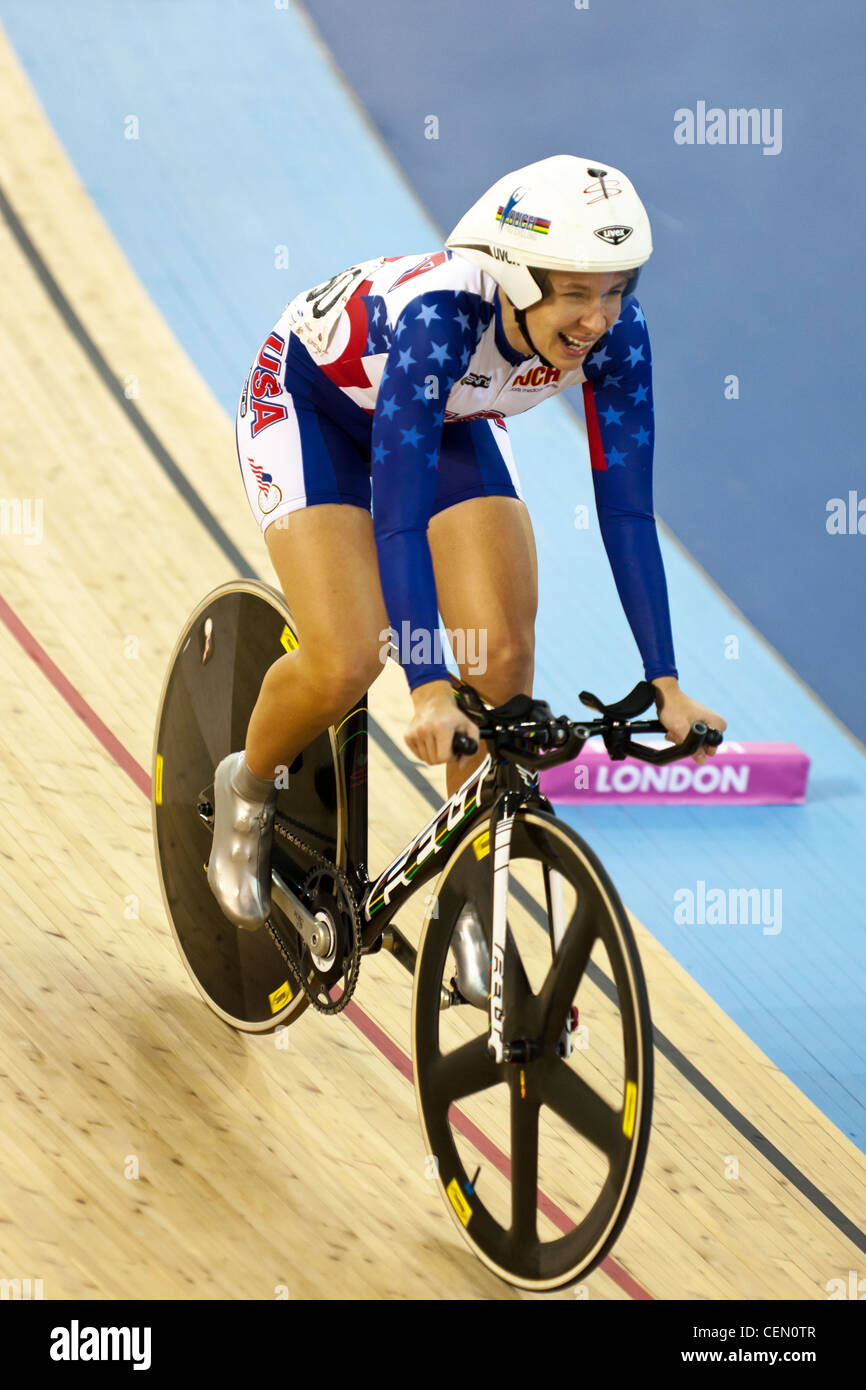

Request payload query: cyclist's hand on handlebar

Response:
[406,680,480,766]
[651,680,727,765]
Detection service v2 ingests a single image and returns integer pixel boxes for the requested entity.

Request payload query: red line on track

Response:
[343,998,652,1298]
[0,590,652,1301]
[0,593,151,798]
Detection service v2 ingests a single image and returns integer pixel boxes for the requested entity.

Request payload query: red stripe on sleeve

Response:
[582,380,607,471]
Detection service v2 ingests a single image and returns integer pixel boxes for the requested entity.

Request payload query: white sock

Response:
[230,751,276,801]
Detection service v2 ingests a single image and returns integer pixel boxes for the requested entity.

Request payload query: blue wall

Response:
[304,0,866,744]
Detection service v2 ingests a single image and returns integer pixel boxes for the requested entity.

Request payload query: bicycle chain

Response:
[265,817,362,1015]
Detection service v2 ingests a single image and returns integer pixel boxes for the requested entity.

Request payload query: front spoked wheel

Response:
[412,807,653,1291]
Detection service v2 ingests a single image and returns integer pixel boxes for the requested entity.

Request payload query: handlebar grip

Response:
[691,721,725,751]
[452,731,479,757]
[624,721,715,766]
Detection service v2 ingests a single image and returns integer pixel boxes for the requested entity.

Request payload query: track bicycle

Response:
[152,578,721,1291]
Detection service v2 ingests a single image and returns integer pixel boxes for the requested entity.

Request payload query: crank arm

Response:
[196,789,332,958]
[271,869,332,958]
[380,924,416,974]
[380,925,456,1010]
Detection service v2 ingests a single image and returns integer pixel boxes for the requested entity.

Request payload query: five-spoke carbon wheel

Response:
[412,807,653,1291]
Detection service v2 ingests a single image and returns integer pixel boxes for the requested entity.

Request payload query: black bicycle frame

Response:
[333,692,552,954]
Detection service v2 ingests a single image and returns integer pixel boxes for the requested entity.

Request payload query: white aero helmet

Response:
[445,154,652,311]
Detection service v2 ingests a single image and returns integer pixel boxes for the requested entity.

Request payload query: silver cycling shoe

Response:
[207,751,276,931]
[451,902,491,1009]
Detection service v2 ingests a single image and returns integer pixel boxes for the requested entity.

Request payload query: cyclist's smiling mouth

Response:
[556,331,595,360]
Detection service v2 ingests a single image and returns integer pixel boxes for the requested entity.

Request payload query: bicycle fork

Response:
[487,792,578,1064]
[488,792,520,1064]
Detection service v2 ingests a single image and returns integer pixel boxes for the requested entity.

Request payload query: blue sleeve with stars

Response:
[372,289,493,690]
[582,298,678,682]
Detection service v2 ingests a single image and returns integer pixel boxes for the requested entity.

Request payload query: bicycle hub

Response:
[501,1039,541,1064]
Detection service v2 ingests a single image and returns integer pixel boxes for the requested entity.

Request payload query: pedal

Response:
[196,786,215,829]
[440,979,466,1010]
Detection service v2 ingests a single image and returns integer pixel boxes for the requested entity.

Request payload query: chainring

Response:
[265,821,362,1015]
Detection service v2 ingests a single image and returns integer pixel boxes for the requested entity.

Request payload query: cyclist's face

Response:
[524,270,630,368]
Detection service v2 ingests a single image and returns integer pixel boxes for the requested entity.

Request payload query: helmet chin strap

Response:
[513,304,556,369]
[511,289,606,370]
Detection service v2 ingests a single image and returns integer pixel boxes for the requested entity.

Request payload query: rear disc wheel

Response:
[152,580,346,1032]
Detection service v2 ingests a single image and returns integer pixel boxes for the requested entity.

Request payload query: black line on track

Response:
[0,184,252,578]
[3,179,864,1261]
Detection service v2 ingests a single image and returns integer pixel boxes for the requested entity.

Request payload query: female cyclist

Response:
[206,154,727,956]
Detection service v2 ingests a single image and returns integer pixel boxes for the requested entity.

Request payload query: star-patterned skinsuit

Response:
[245,249,678,690]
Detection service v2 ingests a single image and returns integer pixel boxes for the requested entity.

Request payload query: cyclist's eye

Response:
[562,288,626,299]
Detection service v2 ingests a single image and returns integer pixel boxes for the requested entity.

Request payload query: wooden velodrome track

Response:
[0,33,863,1301]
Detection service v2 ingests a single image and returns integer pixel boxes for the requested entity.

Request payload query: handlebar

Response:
[453,730,484,757]
[449,680,724,768]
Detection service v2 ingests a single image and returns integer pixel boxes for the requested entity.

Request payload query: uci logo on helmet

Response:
[594,225,634,245]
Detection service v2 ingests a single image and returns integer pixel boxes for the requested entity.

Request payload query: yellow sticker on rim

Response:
[154,754,163,806]
[280,625,299,652]
[622,1081,637,1139]
[446,1177,473,1227]
[472,830,490,860]
[269,980,293,1013]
